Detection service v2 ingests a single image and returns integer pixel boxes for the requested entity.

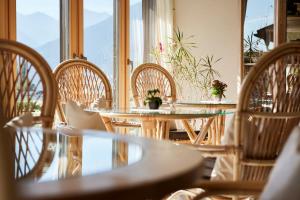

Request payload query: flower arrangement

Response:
[143,89,163,109]
[211,80,227,100]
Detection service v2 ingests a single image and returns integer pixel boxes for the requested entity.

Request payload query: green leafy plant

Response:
[143,89,162,106]
[244,32,262,63]
[151,28,221,98]
[200,55,221,89]
[211,80,227,98]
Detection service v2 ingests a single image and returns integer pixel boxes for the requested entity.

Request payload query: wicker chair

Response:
[54,59,112,123]
[131,63,178,138]
[0,39,57,179]
[131,63,176,107]
[170,42,300,199]
[54,59,140,130]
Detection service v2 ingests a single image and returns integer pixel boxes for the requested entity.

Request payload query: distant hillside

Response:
[17,12,59,47]
[21,2,142,75]
[17,10,110,48]
[37,39,60,69]
[84,10,110,27]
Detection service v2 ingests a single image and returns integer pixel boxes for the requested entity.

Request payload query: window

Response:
[16,0,60,70]
[84,0,114,83]
[243,0,274,75]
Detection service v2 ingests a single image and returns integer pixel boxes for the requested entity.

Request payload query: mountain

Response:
[17,10,111,48]
[84,10,110,27]
[36,16,113,71]
[84,17,113,75]
[26,2,142,74]
[37,39,60,69]
[17,12,59,47]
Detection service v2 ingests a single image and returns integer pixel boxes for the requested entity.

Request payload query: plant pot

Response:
[148,101,160,109]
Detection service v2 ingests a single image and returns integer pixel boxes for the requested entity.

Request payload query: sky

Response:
[16,0,115,19]
[17,0,273,31]
[244,0,274,36]
[16,0,273,49]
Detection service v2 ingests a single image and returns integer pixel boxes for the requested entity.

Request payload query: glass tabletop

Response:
[87,107,234,117]
[12,128,142,182]
[176,100,236,105]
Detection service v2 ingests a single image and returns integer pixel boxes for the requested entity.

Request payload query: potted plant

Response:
[151,28,221,99]
[143,89,163,109]
[244,32,262,63]
[211,80,227,101]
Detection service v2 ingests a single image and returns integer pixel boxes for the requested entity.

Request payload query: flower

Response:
[211,80,227,97]
[159,42,163,53]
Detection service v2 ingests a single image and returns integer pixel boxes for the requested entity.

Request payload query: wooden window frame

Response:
[240,0,287,80]
[0,0,16,40]
[1,0,130,108]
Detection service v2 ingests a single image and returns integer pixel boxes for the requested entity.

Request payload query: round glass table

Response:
[174,101,236,144]
[8,128,204,200]
[87,107,234,143]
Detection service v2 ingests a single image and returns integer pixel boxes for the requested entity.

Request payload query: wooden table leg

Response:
[181,119,197,143]
[194,117,215,144]
[141,119,157,138]
[157,120,170,140]
[101,116,115,133]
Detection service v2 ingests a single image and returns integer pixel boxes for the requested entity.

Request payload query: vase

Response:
[214,94,222,102]
[148,101,160,109]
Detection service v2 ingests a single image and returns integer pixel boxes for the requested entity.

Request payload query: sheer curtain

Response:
[155,0,173,71]
[142,0,157,63]
[141,0,173,66]
[130,0,143,68]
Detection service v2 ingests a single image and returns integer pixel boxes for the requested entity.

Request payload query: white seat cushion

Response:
[260,126,300,200]
[211,116,235,180]
[4,112,34,128]
[65,100,106,130]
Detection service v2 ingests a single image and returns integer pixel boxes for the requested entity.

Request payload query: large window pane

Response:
[16,0,60,70]
[243,0,274,75]
[84,0,113,83]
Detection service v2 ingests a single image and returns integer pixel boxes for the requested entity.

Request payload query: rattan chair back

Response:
[0,39,57,127]
[54,59,112,122]
[131,63,176,107]
[0,39,57,180]
[234,42,300,181]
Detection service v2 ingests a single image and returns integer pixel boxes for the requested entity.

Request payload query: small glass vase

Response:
[214,94,223,102]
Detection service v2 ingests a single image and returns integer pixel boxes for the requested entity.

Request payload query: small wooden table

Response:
[13,128,204,200]
[87,107,233,143]
[175,101,236,144]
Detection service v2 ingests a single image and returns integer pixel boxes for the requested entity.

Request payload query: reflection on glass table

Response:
[12,128,204,200]
[87,107,235,144]
[11,128,142,182]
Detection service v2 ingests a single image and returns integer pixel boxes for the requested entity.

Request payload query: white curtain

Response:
[130,1,143,68]
[141,0,173,66]
[142,0,157,63]
[155,0,173,71]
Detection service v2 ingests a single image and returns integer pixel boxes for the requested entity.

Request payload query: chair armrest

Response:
[191,144,239,157]
[193,180,265,199]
